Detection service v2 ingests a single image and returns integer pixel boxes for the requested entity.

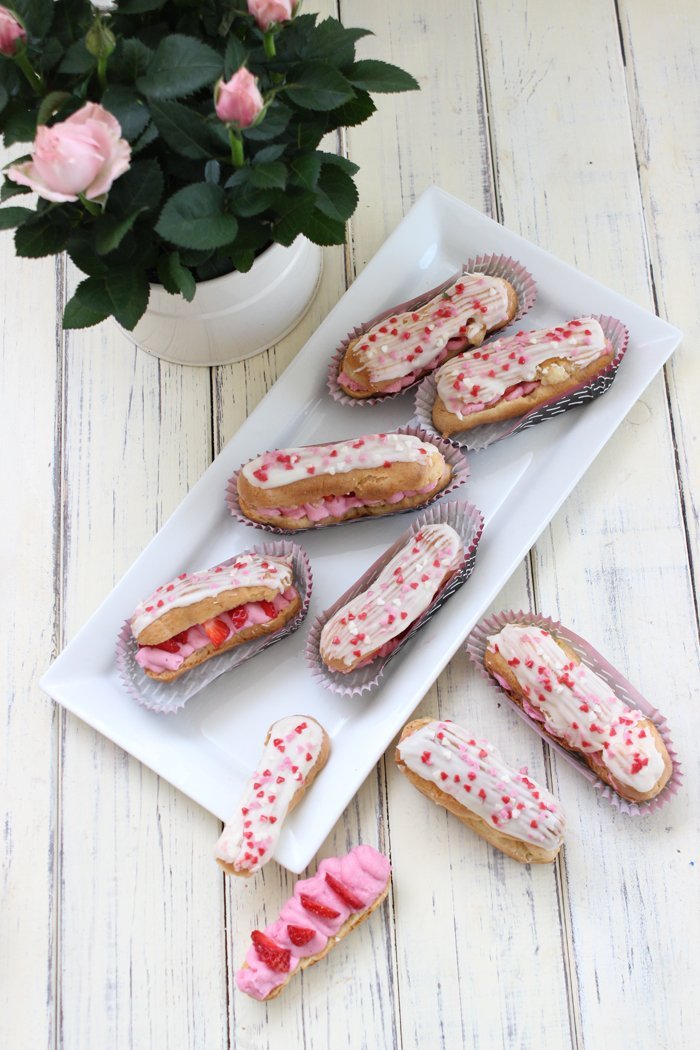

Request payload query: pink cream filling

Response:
[340,341,458,394]
[135,589,296,673]
[453,380,539,416]
[235,845,390,1001]
[259,483,437,523]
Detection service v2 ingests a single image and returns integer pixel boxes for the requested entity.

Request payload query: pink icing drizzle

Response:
[235,845,391,1000]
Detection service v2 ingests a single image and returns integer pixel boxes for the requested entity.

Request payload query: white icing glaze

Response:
[130,553,293,638]
[348,274,512,384]
[487,624,666,794]
[241,432,439,490]
[215,716,326,874]
[435,317,609,418]
[397,720,565,850]
[320,524,463,670]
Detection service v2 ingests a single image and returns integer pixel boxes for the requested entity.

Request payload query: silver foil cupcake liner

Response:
[115,541,313,715]
[225,425,470,534]
[305,500,484,697]
[327,254,538,408]
[466,610,681,815]
[414,314,629,451]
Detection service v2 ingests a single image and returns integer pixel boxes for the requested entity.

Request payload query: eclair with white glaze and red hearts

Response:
[130,552,301,682]
[236,844,391,1001]
[432,317,615,435]
[484,624,672,802]
[237,432,452,529]
[214,716,330,877]
[319,523,464,674]
[395,718,565,864]
[337,272,518,398]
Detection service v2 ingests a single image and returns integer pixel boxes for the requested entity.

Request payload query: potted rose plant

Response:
[0,0,417,364]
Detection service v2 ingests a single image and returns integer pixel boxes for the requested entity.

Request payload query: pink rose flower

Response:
[8,102,131,204]
[215,68,264,128]
[0,6,26,56]
[247,0,294,31]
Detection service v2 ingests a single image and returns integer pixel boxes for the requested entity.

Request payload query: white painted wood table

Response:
[2,2,698,1047]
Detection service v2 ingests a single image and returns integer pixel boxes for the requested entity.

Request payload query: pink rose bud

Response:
[215,68,264,128]
[0,5,26,56]
[8,101,131,204]
[247,0,294,31]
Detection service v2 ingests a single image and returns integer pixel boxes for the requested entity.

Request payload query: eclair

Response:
[319,523,464,673]
[432,317,615,435]
[237,432,452,529]
[395,718,565,864]
[215,716,330,876]
[130,552,301,682]
[484,623,673,802]
[236,844,391,1001]
[337,272,518,398]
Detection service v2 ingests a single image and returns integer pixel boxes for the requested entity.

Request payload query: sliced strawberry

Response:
[229,606,247,630]
[286,924,316,947]
[324,873,364,911]
[250,930,290,972]
[202,617,229,648]
[172,629,191,644]
[299,893,340,919]
[260,600,277,619]
[153,638,180,653]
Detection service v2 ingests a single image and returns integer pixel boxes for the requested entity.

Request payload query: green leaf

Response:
[314,165,358,222]
[157,251,196,300]
[38,37,63,72]
[306,18,372,68]
[104,267,150,329]
[228,183,281,218]
[132,121,158,154]
[252,144,286,165]
[2,101,37,145]
[67,244,109,277]
[249,162,286,190]
[111,38,153,82]
[58,39,95,75]
[0,86,8,115]
[229,248,254,273]
[12,0,53,38]
[1,180,31,201]
[314,151,359,176]
[149,99,223,160]
[272,191,316,247]
[224,35,247,79]
[243,102,291,141]
[137,34,223,100]
[37,91,72,126]
[288,152,322,189]
[118,0,167,12]
[301,208,346,246]
[0,205,34,229]
[326,89,375,130]
[155,183,238,250]
[346,59,419,94]
[108,159,164,218]
[204,159,220,184]
[95,213,139,255]
[284,63,354,111]
[63,278,112,329]
[101,86,150,142]
[15,214,70,257]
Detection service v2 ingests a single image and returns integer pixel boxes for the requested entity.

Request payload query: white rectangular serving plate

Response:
[40,187,682,873]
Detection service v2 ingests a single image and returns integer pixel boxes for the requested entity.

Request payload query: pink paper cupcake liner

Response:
[305,500,484,697]
[225,425,470,534]
[414,314,629,451]
[327,254,537,408]
[115,541,313,715]
[466,610,681,815]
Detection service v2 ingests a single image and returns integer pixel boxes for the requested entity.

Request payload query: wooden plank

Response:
[0,199,60,1048]
[479,2,699,1048]
[56,285,229,1048]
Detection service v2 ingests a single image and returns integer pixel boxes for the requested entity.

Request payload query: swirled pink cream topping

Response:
[214,716,326,874]
[435,317,609,419]
[397,720,565,850]
[130,553,293,639]
[320,524,464,671]
[345,273,513,386]
[487,624,666,793]
[236,845,391,1000]
[241,432,440,488]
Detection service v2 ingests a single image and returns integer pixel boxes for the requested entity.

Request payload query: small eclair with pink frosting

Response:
[432,317,615,435]
[237,432,451,530]
[395,718,565,864]
[319,523,464,673]
[214,715,330,876]
[236,844,391,1001]
[337,272,518,398]
[484,624,672,802]
[130,552,301,682]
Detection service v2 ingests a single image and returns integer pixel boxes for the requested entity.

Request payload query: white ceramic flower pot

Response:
[126,236,323,366]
